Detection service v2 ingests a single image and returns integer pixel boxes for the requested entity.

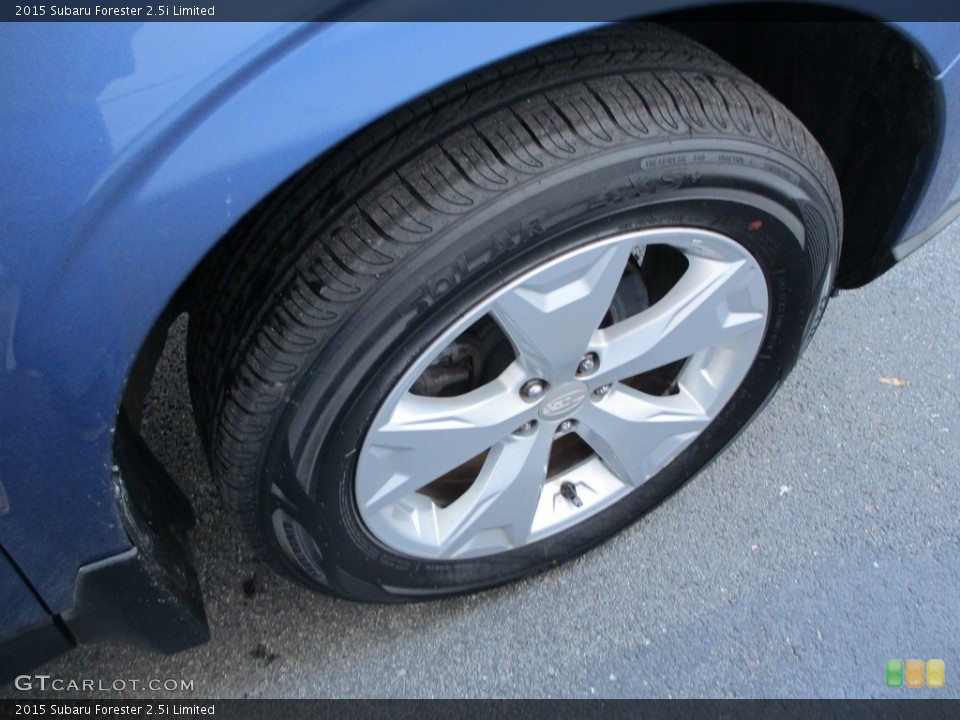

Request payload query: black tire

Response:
[188,24,841,601]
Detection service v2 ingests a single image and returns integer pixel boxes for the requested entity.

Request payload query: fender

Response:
[0,20,603,615]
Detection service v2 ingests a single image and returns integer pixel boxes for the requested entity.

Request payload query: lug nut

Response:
[593,383,612,399]
[514,420,538,436]
[520,379,547,401]
[557,419,578,434]
[577,352,599,377]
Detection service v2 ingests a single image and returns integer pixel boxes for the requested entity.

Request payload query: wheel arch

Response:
[114,13,943,431]
[113,13,944,534]
[106,12,939,526]
[114,14,944,423]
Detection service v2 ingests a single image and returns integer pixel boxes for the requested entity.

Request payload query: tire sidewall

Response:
[262,140,835,599]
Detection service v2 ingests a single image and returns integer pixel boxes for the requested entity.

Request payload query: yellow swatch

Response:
[927,659,945,688]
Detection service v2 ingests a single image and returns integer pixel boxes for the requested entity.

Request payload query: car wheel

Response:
[188,24,841,600]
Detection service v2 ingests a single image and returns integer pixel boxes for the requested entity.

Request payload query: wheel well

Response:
[654,7,940,288]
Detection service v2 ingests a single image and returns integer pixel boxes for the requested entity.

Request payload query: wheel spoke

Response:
[491,241,634,381]
[590,255,766,385]
[358,376,531,511]
[439,428,554,557]
[577,386,710,486]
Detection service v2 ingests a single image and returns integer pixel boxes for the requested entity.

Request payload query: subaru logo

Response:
[539,383,588,420]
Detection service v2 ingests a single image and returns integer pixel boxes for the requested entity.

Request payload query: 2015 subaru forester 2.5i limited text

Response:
[1,13,959,679]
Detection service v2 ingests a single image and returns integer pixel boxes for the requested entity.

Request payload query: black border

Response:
[3,0,960,23]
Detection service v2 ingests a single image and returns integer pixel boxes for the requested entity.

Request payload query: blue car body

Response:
[1,13,958,674]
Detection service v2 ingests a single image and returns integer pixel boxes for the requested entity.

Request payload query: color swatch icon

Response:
[886,659,904,687]
[927,659,946,688]
[906,659,925,688]
[887,658,945,688]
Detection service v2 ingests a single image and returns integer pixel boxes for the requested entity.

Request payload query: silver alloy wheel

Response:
[355,228,769,559]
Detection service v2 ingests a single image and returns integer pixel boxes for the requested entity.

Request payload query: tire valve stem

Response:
[560,481,583,508]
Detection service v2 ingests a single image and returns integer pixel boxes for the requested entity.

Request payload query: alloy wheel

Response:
[356,227,769,559]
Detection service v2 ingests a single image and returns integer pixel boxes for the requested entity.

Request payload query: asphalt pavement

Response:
[11,222,959,699]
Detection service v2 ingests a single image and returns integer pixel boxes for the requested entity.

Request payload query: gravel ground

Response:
[8,222,959,699]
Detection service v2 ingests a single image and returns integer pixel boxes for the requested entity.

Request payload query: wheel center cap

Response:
[538,381,589,421]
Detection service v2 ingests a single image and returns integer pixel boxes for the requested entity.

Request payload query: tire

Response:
[188,24,841,601]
